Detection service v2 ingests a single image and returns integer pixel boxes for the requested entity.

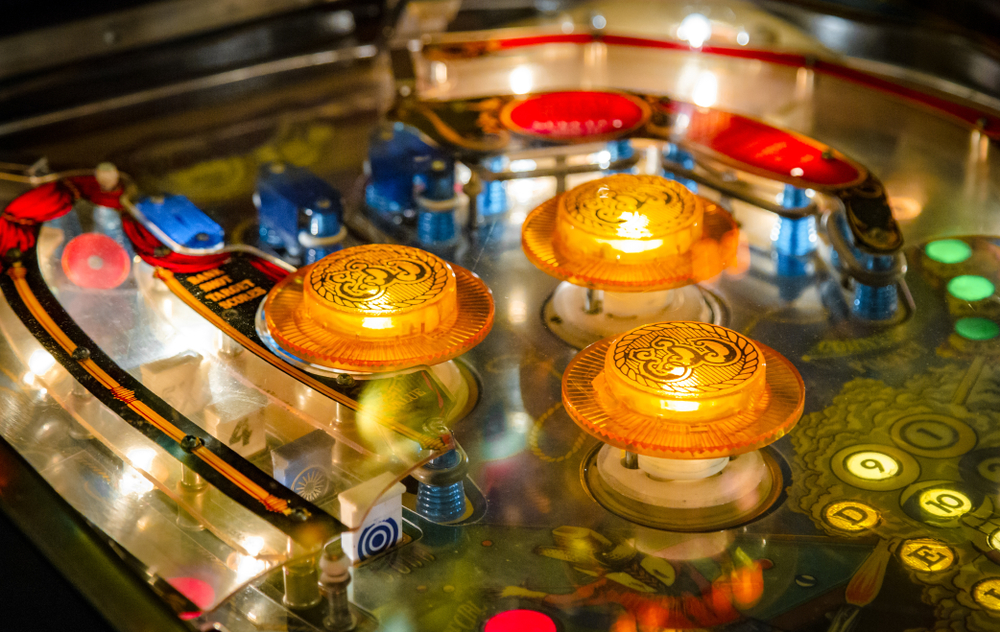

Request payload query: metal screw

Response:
[195,233,210,242]
[289,507,311,522]
[71,347,91,361]
[180,435,204,452]
[153,246,171,258]
[335,374,355,388]
[4,248,22,263]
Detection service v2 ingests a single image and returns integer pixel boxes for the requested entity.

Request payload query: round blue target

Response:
[358,518,399,560]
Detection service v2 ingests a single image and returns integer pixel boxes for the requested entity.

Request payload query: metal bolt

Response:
[71,347,91,361]
[335,373,355,388]
[180,435,204,452]
[195,232,210,242]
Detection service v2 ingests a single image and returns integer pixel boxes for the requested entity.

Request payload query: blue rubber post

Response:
[853,254,898,320]
[831,212,898,320]
[415,449,466,523]
[417,159,457,246]
[772,185,816,258]
[478,155,509,217]
[302,197,344,264]
[662,143,698,192]
[604,139,635,173]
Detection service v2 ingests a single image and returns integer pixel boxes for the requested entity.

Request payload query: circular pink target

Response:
[61,233,131,289]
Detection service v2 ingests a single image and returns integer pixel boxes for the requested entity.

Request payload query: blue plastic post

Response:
[415,449,466,523]
[478,155,509,217]
[662,143,698,192]
[417,159,457,246]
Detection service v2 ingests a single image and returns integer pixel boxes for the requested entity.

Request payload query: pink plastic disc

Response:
[61,233,131,289]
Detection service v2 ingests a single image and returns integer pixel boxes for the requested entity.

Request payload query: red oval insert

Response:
[485,609,557,632]
[664,101,864,188]
[502,91,649,141]
[62,232,131,289]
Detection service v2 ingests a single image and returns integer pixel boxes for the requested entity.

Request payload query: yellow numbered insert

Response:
[564,321,804,531]
[260,243,494,372]
[522,174,739,347]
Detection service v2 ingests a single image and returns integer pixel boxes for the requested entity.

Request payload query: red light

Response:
[502,91,649,141]
[485,609,557,632]
[168,576,215,615]
[663,101,864,187]
[61,233,131,289]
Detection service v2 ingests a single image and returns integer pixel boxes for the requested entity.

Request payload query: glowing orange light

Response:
[889,196,923,221]
[263,244,494,372]
[845,538,893,606]
[522,174,738,291]
[730,562,765,608]
[563,321,805,459]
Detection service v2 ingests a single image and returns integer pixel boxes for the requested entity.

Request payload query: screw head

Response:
[180,435,204,452]
[289,507,311,522]
[71,347,91,361]
[221,308,239,321]
[335,373,355,388]
[195,232,210,242]
[4,248,22,264]
[153,246,171,258]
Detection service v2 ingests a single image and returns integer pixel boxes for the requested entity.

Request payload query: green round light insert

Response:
[955,318,1000,341]
[925,239,972,264]
[948,275,995,302]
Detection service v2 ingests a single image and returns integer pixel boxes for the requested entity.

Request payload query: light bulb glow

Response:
[678,14,712,49]
[692,71,718,108]
[510,66,533,95]
[28,349,56,375]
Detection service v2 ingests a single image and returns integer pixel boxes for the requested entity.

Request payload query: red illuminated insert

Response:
[664,101,865,188]
[61,233,131,289]
[501,91,649,141]
[168,576,215,619]
[485,609,557,632]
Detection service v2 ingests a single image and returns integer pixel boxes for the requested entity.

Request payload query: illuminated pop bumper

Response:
[257,243,494,374]
[522,174,738,345]
[564,321,805,531]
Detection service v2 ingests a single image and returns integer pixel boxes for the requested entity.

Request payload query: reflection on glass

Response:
[510,66,533,95]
